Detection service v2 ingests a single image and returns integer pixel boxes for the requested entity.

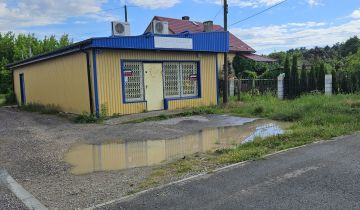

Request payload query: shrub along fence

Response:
[219,78,277,97]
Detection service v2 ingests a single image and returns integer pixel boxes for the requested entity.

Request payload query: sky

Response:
[0,0,360,54]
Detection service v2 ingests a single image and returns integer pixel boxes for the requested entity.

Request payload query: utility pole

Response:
[223,0,229,104]
[124,5,128,22]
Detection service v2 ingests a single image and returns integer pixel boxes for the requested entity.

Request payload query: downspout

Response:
[80,48,94,115]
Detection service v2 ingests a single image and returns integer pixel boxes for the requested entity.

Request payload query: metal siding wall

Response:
[12,52,90,114]
[217,53,236,77]
[13,71,21,104]
[96,50,217,115]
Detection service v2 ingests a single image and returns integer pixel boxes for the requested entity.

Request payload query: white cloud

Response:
[0,0,112,31]
[307,0,321,7]
[351,8,360,19]
[231,19,360,54]
[194,0,283,8]
[124,0,181,9]
[196,0,323,8]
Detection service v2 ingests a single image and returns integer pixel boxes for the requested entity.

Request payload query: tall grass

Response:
[212,93,360,163]
[0,94,5,106]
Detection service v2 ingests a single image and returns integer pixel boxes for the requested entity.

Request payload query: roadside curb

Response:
[0,169,48,210]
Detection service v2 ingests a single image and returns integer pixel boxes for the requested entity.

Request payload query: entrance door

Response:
[143,63,164,111]
[19,73,26,105]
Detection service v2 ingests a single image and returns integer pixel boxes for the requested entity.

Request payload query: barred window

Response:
[123,62,144,102]
[181,63,198,97]
[163,62,199,98]
[163,63,181,97]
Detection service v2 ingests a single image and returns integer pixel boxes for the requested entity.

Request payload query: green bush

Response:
[74,114,102,124]
[5,90,16,105]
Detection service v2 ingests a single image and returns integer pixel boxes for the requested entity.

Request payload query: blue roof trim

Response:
[90,32,229,53]
[8,32,229,69]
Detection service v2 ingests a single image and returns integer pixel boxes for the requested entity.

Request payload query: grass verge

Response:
[134,93,360,193]
[0,94,5,106]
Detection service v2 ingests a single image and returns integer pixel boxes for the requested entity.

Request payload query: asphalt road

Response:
[104,133,360,210]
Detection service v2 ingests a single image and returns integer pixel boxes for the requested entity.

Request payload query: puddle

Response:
[65,120,289,175]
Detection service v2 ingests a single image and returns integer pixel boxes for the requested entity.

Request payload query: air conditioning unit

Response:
[111,21,130,36]
[152,21,169,34]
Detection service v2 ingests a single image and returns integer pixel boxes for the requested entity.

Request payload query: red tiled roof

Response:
[148,16,255,53]
[241,54,277,62]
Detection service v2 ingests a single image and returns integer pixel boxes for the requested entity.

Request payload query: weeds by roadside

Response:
[73,114,104,124]
[20,103,61,114]
[0,94,5,106]
[133,93,360,193]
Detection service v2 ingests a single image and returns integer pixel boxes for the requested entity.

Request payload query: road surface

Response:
[104,133,360,210]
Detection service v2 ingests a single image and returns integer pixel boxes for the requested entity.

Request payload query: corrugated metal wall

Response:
[95,49,218,116]
[13,52,90,114]
[217,53,236,78]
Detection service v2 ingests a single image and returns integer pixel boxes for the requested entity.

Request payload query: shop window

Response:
[123,62,144,102]
[163,62,199,98]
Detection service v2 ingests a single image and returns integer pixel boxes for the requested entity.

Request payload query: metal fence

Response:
[219,79,277,97]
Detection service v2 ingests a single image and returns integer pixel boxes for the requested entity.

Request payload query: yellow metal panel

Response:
[95,50,218,116]
[12,52,90,114]
[144,63,164,111]
[217,53,236,79]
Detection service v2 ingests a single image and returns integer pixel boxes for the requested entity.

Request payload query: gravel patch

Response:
[0,107,257,209]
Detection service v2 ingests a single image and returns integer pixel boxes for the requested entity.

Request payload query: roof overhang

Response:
[7,32,229,69]
[241,54,277,62]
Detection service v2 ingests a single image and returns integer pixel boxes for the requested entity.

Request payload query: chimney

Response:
[182,16,190,21]
[203,21,213,32]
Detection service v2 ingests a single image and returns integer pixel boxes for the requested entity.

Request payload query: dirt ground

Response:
[0,107,256,209]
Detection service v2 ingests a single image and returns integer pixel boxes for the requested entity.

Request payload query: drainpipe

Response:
[81,48,94,115]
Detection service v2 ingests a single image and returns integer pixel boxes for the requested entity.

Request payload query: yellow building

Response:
[8,32,229,116]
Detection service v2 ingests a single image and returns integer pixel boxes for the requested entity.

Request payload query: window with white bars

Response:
[163,62,199,98]
[123,62,144,102]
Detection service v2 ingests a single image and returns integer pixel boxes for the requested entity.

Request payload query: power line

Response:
[228,0,288,27]
[212,0,223,20]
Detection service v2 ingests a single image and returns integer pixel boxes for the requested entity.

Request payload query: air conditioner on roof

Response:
[111,21,130,36]
[152,21,169,34]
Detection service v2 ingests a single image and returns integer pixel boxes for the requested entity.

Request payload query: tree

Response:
[300,63,308,94]
[59,34,72,48]
[351,72,359,92]
[232,55,243,77]
[318,63,326,92]
[331,69,338,94]
[284,54,291,98]
[0,32,73,94]
[341,36,360,57]
[308,66,317,91]
[291,55,299,97]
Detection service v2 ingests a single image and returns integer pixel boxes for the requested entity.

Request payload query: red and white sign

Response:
[190,74,198,81]
[124,70,133,77]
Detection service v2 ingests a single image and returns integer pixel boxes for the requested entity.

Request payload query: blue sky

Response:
[1,0,360,54]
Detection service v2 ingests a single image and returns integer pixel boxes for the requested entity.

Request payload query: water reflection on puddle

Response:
[65,120,289,175]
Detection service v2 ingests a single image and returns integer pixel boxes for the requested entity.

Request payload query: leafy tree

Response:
[351,72,359,92]
[308,66,317,91]
[340,36,360,57]
[0,32,72,94]
[59,34,72,48]
[291,55,299,97]
[268,51,287,66]
[318,63,326,92]
[284,54,291,98]
[331,69,338,94]
[232,55,243,77]
[300,63,307,94]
